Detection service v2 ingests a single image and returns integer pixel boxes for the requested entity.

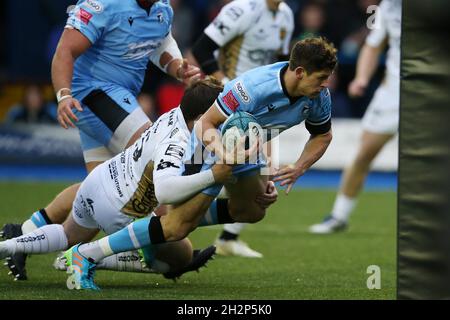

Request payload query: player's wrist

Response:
[56,88,72,103]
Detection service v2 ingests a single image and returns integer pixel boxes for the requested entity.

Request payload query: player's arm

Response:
[153,142,232,204]
[274,128,332,195]
[194,102,228,161]
[348,41,386,98]
[349,1,388,98]
[51,29,91,128]
[191,33,227,82]
[150,32,201,85]
[192,0,252,83]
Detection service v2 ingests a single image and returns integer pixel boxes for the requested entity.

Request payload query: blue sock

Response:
[108,217,152,254]
[198,199,234,227]
[29,209,51,228]
[198,200,219,227]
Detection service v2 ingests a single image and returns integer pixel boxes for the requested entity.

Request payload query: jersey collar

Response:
[136,0,155,14]
[279,64,301,105]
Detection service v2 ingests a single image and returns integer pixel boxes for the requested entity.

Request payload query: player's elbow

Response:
[154,182,173,205]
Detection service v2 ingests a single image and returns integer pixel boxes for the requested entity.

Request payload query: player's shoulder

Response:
[221,0,264,19]
[229,62,287,101]
[279,2,294,16]
[244,61,287,86]
[77,0,110,13]
[279,2,294,22]
[316,88,332,108]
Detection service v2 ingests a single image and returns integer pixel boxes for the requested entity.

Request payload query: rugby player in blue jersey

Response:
[1,0,203,280]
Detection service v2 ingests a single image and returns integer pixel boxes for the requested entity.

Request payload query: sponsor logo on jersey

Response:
[156,11,164,23]
[168,109,175,126]
[77,8,93,25]
[225,6,244,21]
[234,81,251,104]
[222,90,240,112]
[128,16,134,27]
[109,162,124,198]
[164,144,185,160]
[157,159,180,171]
[84,0,103,13]
[267,104,276,112]
[302,105,311,117]
[213,19,230,36]
[169,127,179,138]
[123,40,162,61]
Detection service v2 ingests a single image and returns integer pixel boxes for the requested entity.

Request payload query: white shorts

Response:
[72,167,133,235]
[361,76,399,135]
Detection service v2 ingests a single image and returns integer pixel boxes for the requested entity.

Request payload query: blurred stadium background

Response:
[0,0,396,299]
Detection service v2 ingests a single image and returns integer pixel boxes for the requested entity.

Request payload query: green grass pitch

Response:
[0,181,396,300]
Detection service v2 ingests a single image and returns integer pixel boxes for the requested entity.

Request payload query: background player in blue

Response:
[195,37,337,224]
[1,0,201,280]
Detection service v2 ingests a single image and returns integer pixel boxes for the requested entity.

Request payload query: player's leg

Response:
[309,131,395,233]
[310,80,398,234]
[215,142,273,258]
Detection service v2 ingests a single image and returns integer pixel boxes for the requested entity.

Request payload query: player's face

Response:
[300,70,332,98]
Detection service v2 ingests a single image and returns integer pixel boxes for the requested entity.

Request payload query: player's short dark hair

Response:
[180,76,224,122]
[289,37,338,74]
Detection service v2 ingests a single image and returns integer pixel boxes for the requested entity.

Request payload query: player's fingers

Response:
[285,183,294,195]
[57,115,68,129]
[66,108,79,122]
[184,66,201,77]
[273,172,293,182]
[62,113,75,128]
[73,99,83,112]
[279,178,292,187]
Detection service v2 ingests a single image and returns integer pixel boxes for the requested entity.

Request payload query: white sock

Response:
[331,194,357,222]
[78,238,112,262]
[223,222,246,235]
[3,224,68,255]
[96,251,154,273]
[21,219,39,234]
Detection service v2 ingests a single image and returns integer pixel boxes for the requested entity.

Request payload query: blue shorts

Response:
[72,83,149,162]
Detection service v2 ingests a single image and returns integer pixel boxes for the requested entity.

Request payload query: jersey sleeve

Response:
[305,88,332,134]
[204,0,255,47]
[152,134,187,182]
[215,76,259,117]
[365,0,388,47]
[65,0,110,44]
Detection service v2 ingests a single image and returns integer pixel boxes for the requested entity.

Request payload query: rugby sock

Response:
[219,230,238,241]
[78,216,165,262]
[198,199,235,227]
[22,209,53,234]
[2,224,67,255]
[96,251,153,273]
[219,223,246,240]
[331,194,357,222]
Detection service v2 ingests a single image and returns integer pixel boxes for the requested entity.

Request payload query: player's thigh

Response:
[225,172,268,215]
[356,130,395,163]
[75,86,151,159]
[71,167,134,237]
[63,215,99,247]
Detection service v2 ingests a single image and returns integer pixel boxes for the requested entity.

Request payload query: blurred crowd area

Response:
[0,0,384,125]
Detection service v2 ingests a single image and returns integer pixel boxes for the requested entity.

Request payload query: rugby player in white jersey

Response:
[0,0,202,280]
[0,78,279,289]
[191,0,294,258]
[309,0,401,233]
